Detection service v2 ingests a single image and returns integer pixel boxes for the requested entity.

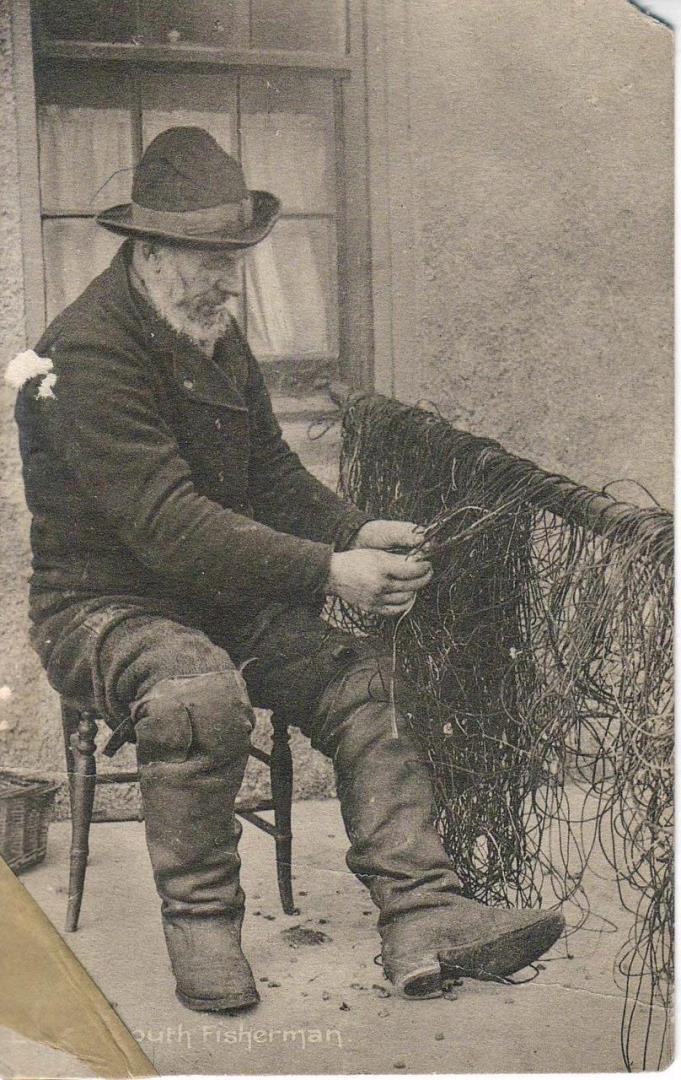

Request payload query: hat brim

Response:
[96,190,280,249]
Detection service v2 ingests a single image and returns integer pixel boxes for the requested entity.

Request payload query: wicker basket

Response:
[0,771,59,873]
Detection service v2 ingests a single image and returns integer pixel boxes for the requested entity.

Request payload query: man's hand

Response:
[327,547,433,616]
[351,519,427,554]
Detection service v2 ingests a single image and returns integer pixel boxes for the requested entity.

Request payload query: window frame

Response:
[12,0,374,391]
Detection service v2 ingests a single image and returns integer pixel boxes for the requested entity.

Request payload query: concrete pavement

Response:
[2,798,670,1076]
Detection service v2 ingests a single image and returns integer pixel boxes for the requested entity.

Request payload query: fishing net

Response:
[332,392,673,1071]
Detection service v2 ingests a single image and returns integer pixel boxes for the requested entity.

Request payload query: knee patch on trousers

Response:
[132,670,256,766]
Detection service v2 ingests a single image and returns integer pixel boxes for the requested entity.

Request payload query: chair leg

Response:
[65,712,98,933]
[61,703,77,806]
[270,715,296,915]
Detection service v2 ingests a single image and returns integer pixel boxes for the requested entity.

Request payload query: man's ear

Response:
[144,242,159,266]
[133,240,152,269]
[137,241,161,270]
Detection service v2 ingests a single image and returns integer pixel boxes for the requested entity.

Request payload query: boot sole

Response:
[393,910,565,998]
[396,962,443,1000]
[176,987,260,1013]
[438,910,565,981]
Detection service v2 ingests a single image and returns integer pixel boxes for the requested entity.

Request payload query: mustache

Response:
[193,289,240,311]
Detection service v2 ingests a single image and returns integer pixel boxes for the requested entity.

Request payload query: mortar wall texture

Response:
[371,0,673,507]
[0,11,64,798]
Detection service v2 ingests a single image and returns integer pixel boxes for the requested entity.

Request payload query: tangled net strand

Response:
[333,393,673,1071]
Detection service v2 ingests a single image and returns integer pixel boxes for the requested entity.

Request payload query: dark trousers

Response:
[29,590,388,752]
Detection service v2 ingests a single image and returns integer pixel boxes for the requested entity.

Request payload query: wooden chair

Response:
[60,700,296,932]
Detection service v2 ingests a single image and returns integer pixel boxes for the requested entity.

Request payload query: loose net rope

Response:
[332,393,673,1071]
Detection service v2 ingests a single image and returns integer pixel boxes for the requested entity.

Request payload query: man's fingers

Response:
[353,519,427,551]
[387,568,432,590]
[378,590,416,605]
[383,553,433,581]
[375,600,416,616]
[385,522,426,547]
[389,570,432,593]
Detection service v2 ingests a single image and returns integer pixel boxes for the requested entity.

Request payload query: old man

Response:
[15,127,563,1011]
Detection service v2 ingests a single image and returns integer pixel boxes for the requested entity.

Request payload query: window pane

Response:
[37,66,134,213]
[241,74,336,214]
[43,219,122,322]
[141,73,237,154]
[35,0,135,42]
[139,1,237,46]
[246,218,338,358]
[250,0,346,52]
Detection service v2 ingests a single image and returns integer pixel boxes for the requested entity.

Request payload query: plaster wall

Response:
[368,0,673,507]
[0,9,62,795]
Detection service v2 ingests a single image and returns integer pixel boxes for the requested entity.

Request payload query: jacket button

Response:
[183,377,194,390]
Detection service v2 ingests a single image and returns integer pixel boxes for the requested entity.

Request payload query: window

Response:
[19,0,372,391]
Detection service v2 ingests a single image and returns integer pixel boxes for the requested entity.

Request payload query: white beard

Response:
[140,254,234,357]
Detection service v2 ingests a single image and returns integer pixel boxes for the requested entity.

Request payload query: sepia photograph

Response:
[0,0,674,1076]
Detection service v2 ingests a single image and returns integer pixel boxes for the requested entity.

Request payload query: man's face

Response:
[142,243,245,352]
[170,247,244,325]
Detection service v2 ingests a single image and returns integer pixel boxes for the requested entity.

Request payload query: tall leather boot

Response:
[131,671,260,1012]
[314,660,565,999]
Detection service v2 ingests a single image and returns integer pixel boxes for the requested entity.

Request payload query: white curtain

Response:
[246,236,295,355]
[246,222,336,357]
[43,219,122,321]
[141,73,236,153]
[39,104,132,212]
[241,77,337,358]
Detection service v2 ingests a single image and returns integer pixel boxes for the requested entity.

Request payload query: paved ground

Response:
[1,799,672,1077]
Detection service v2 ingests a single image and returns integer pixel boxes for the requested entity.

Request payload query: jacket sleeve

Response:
[41,336,335,604]
[246,359,371,550]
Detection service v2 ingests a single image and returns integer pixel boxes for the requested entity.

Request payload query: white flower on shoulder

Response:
[36,371,57,399]
[5,349,56,398]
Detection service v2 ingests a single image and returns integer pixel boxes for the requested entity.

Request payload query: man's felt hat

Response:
[96,126,280,249]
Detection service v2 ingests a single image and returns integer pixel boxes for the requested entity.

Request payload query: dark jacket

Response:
[15,242,368,617]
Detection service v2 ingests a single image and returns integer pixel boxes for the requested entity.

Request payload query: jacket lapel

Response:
[121,249,250,413]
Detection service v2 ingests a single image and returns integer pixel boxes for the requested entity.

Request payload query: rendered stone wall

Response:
[0,9,61,796]
[370,0,673,507]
